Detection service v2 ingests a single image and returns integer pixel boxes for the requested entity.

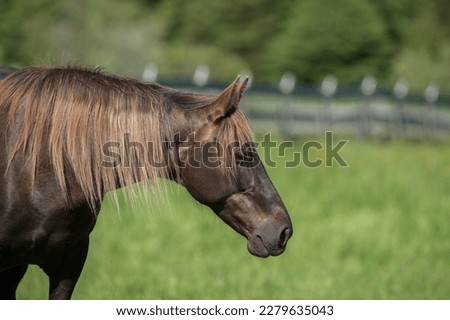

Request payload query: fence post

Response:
[393,79,408,138]
[193,64,210,88]
[320,75,337,133]
[359,74,377,138]
[424,83,439,139]
[142,63,158,83]
[279,72,296,138]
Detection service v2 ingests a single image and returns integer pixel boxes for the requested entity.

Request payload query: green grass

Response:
[16,138,450,299]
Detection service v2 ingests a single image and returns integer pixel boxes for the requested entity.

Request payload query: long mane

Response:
[0,66,253,210]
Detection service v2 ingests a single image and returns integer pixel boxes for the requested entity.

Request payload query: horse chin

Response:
[247,234,288,258]
[247,236,270,258]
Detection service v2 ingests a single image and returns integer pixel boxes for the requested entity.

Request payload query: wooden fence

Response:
[161,80,450,140]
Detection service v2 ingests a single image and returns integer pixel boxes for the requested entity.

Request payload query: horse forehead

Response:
[196,123,218,141]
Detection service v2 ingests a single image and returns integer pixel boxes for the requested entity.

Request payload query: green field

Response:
[17,138,450,299]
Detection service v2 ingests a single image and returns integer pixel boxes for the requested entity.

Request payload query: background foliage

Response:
[1,0,449,92]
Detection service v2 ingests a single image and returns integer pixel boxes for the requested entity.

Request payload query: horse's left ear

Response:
[210,75,248,122]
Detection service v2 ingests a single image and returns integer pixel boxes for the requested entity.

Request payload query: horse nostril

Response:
[279,227,292,249]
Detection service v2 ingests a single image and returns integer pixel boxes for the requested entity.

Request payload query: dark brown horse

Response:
[0,66,292,299]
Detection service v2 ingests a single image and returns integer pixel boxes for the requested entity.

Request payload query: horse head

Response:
[169,77,293,257]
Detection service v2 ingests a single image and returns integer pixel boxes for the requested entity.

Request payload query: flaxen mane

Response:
[0,66,253,209]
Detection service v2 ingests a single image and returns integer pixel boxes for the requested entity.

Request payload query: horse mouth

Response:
[247,235,286,258]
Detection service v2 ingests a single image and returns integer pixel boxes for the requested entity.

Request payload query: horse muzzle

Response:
[247,221,293,258]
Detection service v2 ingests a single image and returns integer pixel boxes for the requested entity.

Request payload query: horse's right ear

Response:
[209,75,248,122]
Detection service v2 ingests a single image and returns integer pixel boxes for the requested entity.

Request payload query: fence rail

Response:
[2,65,449,140]
[158,78,450,140]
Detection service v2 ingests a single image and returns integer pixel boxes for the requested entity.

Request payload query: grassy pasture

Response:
[17,138,450,299]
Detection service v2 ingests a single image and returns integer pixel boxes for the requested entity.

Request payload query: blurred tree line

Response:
[1,0,449,92]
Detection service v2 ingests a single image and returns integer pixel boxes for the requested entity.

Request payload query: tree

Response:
[159,0,291,79]
[267,0,393,84]
[0,0,57,65]
[2,0,449,91]
[390,0,450,91]
[0,0,165,76]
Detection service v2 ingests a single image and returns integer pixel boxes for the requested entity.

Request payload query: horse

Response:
[0,66,292,299]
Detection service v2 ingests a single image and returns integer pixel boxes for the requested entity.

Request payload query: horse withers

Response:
[0,66,292,299]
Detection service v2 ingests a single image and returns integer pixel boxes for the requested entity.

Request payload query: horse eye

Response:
[235,151,245,160]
